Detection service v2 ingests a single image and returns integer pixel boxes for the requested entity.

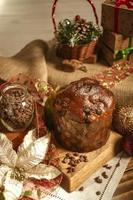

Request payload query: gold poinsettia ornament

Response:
[113,106,133,135]
[0,129,61,200]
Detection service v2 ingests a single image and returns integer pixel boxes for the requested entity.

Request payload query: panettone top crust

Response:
[54,78,115,123]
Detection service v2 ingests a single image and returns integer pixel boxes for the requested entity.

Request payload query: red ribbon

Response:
[116,0,133,8]
[114,0,133,33]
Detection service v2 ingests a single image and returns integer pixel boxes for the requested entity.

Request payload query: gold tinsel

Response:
[113,106,133,135]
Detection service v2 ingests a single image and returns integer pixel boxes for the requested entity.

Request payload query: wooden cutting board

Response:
[6,130,122,192]
[56,130,122,192]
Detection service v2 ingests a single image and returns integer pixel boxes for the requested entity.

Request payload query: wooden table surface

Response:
[0,1,132,199]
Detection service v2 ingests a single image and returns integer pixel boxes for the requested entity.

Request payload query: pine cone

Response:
[75,20,88,35]
[113,106,133,135]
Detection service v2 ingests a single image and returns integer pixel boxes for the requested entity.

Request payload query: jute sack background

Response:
[47,40,133,106]
[0,40,48,82]
[112,76,133,106]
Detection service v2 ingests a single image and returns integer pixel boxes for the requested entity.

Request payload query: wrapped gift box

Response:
[101,1,133,36]
[102,43,129,66]
[102,31,133,66]
[102,30,133,51]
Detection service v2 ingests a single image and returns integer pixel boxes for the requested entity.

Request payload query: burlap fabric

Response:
[47,41,133,107]
[112,76,133,106]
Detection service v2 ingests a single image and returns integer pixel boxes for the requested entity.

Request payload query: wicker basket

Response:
[52,0,99,61]
[56,40,97,61]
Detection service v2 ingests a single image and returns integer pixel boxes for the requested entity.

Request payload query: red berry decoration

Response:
[75,15,81,21]
[122,134,133,156]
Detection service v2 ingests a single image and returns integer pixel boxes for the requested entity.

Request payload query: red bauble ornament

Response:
[113,106,133,135]
[122,134,133,156]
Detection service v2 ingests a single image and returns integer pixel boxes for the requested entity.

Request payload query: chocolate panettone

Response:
[53,78,115,152]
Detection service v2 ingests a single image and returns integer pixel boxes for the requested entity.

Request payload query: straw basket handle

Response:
[52,0,99,33]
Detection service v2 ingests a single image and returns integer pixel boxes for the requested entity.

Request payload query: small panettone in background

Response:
[51,78,115,153]
[113,105,133,135]
[52,0,102,61]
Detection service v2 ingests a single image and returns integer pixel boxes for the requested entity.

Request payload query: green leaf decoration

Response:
[56,17,102,46]
[23,190,32,197]
[0,192,5,200]
[37,189,41,198]
[45,96,55,131]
